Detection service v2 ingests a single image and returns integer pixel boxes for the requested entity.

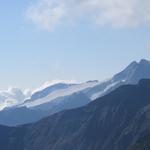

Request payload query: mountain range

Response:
[0,79,150,149]
[0,59,150,126]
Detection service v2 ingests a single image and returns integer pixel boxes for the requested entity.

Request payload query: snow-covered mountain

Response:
[0,59,150,126]
[16,59,150,110]
[32,92,91,114]
[0,80,98,111]
[21,81,99,108]
[17,59,150,110]
[112,59,150,84]
[30,83,75,101]
[85,59,150,99]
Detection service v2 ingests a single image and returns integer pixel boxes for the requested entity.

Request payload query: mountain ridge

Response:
[0,79,150,149]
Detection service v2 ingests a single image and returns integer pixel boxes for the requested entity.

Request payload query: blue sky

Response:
[0,0,150,90]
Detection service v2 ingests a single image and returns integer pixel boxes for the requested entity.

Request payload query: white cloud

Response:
[26,0,66,31]
[23,89,32,98]
[0,87,32,110]
[26,0,150,30]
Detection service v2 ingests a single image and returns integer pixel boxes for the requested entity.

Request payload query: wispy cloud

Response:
[26,0,150,31]
[26,0,66,31]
